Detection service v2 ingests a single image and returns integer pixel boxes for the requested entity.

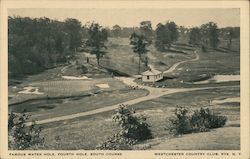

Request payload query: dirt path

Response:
[163,50,199,74]
[148,50,199,74]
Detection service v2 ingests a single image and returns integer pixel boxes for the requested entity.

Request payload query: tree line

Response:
[8,16,240,77]
[9,16,83,76]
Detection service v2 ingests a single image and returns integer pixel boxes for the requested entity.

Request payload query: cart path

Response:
[163,50,199,74]
[147,50,198,74]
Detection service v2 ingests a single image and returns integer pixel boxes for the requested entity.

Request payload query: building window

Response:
[147,76,149,80]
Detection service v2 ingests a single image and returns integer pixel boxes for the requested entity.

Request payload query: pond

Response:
[9,98,62,113]
[9,94,91,113]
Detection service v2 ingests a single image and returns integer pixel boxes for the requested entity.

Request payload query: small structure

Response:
[142,68,163,82]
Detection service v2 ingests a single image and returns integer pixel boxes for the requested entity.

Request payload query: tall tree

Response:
[129,32,150,74]
[155,21,179,51]
[189,27,201,45]
[64,18,83,52]
[86,23,108,66]
[200,22,220,49]
[139,21,153,41]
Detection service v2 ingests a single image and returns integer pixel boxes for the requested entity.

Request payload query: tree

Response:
[130,32,150,74]
[64,18,83,52]
[139,21,153,41]
[86,23,108,66]
[112,24,122,37]
[200,22,220,49]
[8,16,75,76]
[189,27,201,45]
[155,21,179,51]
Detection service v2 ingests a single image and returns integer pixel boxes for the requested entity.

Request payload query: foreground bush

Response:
[96,104,152,150]
[168,106,227,135]
[191,107,227,132]
[96,133,136,150]
[168,106,193,134]
[8,112,44,150]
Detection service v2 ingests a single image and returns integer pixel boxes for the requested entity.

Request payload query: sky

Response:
[8,8,240,28]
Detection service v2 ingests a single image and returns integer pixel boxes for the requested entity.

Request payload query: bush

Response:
[96,104,152,150]
[96,133,136,150]
[168,106,227,135]
[190,107,227,132]
[8,112,44,150]
[168,106,193,134]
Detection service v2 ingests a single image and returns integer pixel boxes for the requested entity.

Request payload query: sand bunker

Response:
[194,75,240,84]
[62,76,91,80]
[96,84,110,88]
[18,86,44,95]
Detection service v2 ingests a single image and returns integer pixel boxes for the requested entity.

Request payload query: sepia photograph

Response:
[1,1,249,159]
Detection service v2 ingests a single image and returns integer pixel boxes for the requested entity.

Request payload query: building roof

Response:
[142,69,162,76]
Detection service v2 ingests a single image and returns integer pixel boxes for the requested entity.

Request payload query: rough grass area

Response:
[100,37,148,75]
[147,44,195,72]
[176,49,240,81]
[93,38,194,76]
[38,86,239,150]
[150,127,240,150]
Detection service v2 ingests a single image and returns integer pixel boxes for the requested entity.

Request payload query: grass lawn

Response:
[38,86,240,150]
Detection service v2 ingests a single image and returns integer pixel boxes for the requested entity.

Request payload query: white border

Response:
[1,1,249,159]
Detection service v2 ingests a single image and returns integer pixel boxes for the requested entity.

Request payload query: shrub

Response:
[113,104,153,141]
[96,104,152,150]
[168,106,193,135]
[190,107,227,132]
[168,106,227,135]
[96,133,135,150]
[8,112,44,150]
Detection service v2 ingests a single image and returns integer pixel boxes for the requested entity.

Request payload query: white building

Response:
[142,69,163,82]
